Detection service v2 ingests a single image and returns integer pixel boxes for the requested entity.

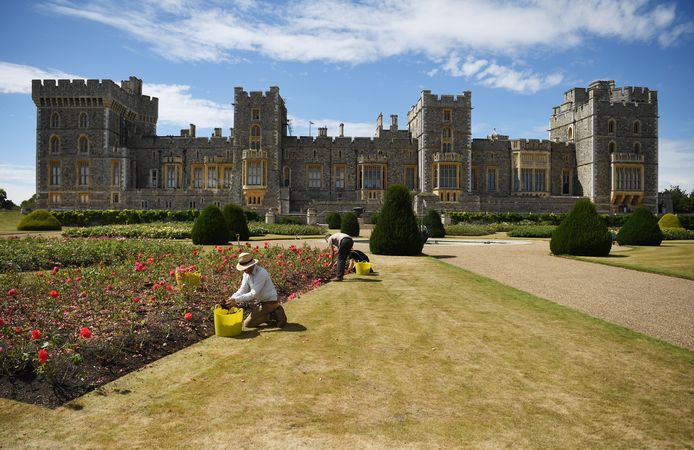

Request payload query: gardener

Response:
[221,252,287,328]
[326,232,354,281]
[346,249,372,274]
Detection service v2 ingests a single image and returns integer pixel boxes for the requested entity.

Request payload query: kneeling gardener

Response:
[222,252,287,328]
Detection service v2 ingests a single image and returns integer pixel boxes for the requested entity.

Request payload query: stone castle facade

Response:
[31,77,658,217]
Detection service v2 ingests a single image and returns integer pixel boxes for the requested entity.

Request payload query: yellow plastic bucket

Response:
[176,271,201,290]
[214,307,243,337]
[355,262,372,275]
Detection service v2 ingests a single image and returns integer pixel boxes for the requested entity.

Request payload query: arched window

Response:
[51,112,60,128]
[79,112,88,128]
[608,119,616,134]
[49,135,60,154]
[633,120,640,135]
[567,126,573,141]
[78,135,89,154]
[441,126,452,152]
[608,141,616,153]
[250,125,261,150]
[634,142,641,153]
[283,166,290,187]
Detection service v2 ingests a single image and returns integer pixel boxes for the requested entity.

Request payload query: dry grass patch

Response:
[1,255,693,448]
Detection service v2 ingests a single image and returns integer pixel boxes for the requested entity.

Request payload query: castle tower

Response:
[549,80,658,212]
[31,76,158,209]
[407,90,472,206]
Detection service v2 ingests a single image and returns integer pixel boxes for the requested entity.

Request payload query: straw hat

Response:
[236,252,258,271]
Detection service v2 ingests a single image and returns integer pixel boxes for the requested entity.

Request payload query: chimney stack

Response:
[339,123,344,137]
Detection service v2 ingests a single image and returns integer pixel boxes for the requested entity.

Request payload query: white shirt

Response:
[232,264,277,304]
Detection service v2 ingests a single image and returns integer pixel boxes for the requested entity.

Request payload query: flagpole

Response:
[309,121,314,137]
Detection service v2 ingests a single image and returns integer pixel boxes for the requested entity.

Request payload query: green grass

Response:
[0,210,22,233]
[574,241,694,280]
[1,254,692,447]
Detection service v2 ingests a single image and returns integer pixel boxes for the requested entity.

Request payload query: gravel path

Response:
[418,239,694,351]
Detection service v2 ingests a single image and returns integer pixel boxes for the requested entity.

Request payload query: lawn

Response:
[575,241,694,280]
[1,253,692,447]
[0,210,22,233]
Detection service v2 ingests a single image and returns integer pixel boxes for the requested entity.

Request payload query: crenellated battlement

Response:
[610,86,657,104]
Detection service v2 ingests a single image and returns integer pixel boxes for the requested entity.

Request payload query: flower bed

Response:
[0,240,331,407]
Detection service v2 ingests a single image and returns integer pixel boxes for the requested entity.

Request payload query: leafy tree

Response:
[369,184,424,256]
[663,185,691,213]
[326,212,342,229]
[222,203,250,241]
[0,188,15,210]
[20,194,37,209]
[340,212,360,237]
[616,207,663,246]
[550,199,611,256]
[423,209,445,238]
[191,205,230,245]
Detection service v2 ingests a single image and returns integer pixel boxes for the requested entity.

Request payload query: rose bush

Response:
[0,239,331,406]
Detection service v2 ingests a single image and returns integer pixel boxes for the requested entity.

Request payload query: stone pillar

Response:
[265,209,276,224]
[306,208,317,225]
[441,212,452,226]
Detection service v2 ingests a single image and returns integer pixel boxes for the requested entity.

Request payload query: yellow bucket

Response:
[214,307,243,337]
[176,271,201,290]
[355,262,372,275]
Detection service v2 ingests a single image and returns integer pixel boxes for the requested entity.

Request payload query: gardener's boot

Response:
[273,306,287,328]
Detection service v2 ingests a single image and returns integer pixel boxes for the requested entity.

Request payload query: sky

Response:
[1,0,694,204]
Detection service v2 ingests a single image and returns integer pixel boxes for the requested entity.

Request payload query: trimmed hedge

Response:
[326,212,342,229]
[507,225,556,238]
[450,210,629,227]
[191,205,229,245]
[370,185,424,256]
[445,224,495,236]
[222,203,250,241]
[550,199,611,256]
[617,207,663,246]
[423,209,445,238]
[340,212,360,237]
[658,213,683,230]
[661,228,694,240]
[17,209,62,231]
[52,209,200,227]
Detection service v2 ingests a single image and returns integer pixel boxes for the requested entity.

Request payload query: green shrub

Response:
[340,212,360,237]
[617,207,663,246]
[62,222,191,239]
[370,185,424,256]
[369,212,380,225]
[244,210,262,222]
[507,225,556,238]
[678,215,694,230]
[326,212,342,229]
[279,216,304,225]
[661,228,694,240]
[191,205,229,245]
[248,222,325,236]
[550,199,611,256]
[222,203,250,241]
[658,213,683,230]
[423,209,445,238]
[17,210,62,231]
[445,224,495,236]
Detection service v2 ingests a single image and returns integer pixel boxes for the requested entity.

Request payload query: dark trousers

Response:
[336,237,354,279]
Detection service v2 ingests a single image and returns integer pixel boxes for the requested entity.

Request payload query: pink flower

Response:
[49,290,59,298]
[52,266,60,274]
[31,329,42,340]
[79,327,92,339]
[133,296,140,303]
[38,349,49,364]
[0,318,5,326]
[184,312,193,321]
[74,276,82,282]
[7,288,18,296]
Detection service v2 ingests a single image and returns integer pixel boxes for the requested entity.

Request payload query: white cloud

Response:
[143,83,234,129]
[0,164,35,204]
[658,138,694,192]
[0,62,81,94]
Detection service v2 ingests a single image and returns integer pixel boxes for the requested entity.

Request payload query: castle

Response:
[31,77,658,218]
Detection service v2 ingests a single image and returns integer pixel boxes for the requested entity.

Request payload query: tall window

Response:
[534,169,546,192]
[49,192,61,204]
[307,165,322,188]
[283,166,291,187]
[441,127,452,152]
[362,165,384,189]
[78,193,89,204]
[79,112,88,128]
[608,141,616,153]
[224,167,233,188]
[250,125,261,150]
[150,169,158,188]
[608,118,616,134]
[521,168,532,191]
[78,136,89,154]
[334,165,345,189]
[562,169,572,195]
[437,164,458,189]
[404,166,416,190]
[193,167,203,188]
[487,167,498,192]
[443,109,452,122]
[78,163,89,186]
[50,162,61,186]
[51,112,60,128]
[633,120,641,135]
[567,126,573,141]
[49,136,60,154]
[247,161,263,186]
[616,167,641,190]
[111,161,121,187]
[207,166,218,188]
[167,166,177,188]
[471,167,478,192]
[251,108,260,121]
[634,142,641,153]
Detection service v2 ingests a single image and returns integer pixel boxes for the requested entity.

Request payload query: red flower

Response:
[52,266,60,274]
[7,288,18,296]
[0,318,5,326]
[78,291,88,298]
[31,329,42,340]
[38,349,49,364]
[184,312,193,321]
[49,290,59,298]
[15,326,22,334]
[79,327,92,339]
[133,296,140,303]
[74,276,82,282]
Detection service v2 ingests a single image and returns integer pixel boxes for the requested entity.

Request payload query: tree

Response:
[222,203,250,241]
[326,212,342,229]
[369,184,424,256]
[0,188,15,210]
[423,209,445,238]
[20,194,37,209]
[191,205,230,245]
[663,185,691,213]
[340,212,360,237]
[616,207,663,246]
[550,199,611,256]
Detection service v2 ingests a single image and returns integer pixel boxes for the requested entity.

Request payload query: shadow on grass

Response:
[231,323,308,338]
[425,254,457,259]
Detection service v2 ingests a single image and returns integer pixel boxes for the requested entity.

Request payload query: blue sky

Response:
[1,0,693,203]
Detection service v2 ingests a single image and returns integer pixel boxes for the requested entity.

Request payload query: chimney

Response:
[189,124,196,138]
[390,114,398,131]
[214,128,222,138]
[180,129,190,137]
[339,123,344,137]
[318,127,327,137]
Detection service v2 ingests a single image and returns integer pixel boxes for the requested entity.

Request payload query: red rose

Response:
[31,329,42,340]
[133,297,140,303]
[49,290,59,298]
[79,327,92,339]
[52,266,60,274]
[38,349,49,364]
[184,312,193,321]
[0,318,5,326]
[7,288,17,296]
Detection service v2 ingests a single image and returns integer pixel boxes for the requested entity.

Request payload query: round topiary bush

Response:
[17,209,62,231]
[617,207,663,246]
[550,199,611,256]
[326,212,341,229]
[369,184,424,256]
[423,209,445,238]
[191,205,230,245]
[340,212,360,237]
[222,203,250,241]
[658,213,683,230]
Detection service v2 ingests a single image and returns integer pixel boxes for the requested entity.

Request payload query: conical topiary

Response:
[340,212,360,237]
[222,203,250,241]
[550,199,611,256]
[16,209,62,231]
[326,212,341,229]
[369,184,424,256]
[658,213,683,230]
[191,205,230,245]
[617,207,663,246]
[423,209,445,238]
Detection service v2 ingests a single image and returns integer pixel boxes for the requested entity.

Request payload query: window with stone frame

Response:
[78,162,89,186]
[111,161,121,187]
[361,165,384,189]
[49,136,60,154]
[48,192,61,204]
[207,166,218,189]
[166,166,178,188]
[334,164,346,189]
[471,166,478,192]
[608,118,616,134]
[443,109,452,122]
[608,141,616,153]
[78,135,89,154]
[112,192,120,204]
[534,169,546,192]
[149,169,158,188]
[307,164,322,189]
[616,167,642,190]
[634,142,641,153]
[404,165,416,190]
[441,126,452,152]
[49,162,61,186]
[487,167,498,192]
[251,108,260,121]
[78,193,89,204]
[633,120,641,135]
[434,163,458,189]
[247,160,263,186]
[283,166,291,187]
[224,167,233,188]
[79,112,88,128]
[250,125,261,150]
[193,167,203,188]
[51,112,60,128]
[562,169,572,195]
